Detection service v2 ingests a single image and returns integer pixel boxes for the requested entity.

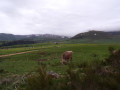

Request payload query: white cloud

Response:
[0,0,120,36]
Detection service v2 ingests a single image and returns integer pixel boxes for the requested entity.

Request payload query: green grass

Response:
[0,43,120,89]
[66,38,120,44]
[0,43,120,75]
[0,43,56,55]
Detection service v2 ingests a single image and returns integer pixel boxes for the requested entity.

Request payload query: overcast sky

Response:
[0,0,120,36]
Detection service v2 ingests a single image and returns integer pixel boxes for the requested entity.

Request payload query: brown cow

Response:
[113,50,120,55]
[62,51,73,64]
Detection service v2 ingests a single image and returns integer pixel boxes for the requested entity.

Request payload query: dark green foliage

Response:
[65,52,120,90]
[0,40,36,47]
[19,48,120,90]
[25,66,53,90]
[108,46,115,54]
[20,64,70,90]
[106,47,120,72]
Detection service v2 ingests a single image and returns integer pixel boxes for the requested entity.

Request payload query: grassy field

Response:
[0,43,56,55]
[0,43,120,74]
[65,38,120,44]
[0,43,120,89]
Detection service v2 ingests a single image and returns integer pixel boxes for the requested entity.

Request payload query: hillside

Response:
[0,33,28,41]
[70,30,120,43]
[72,30,120,39]
[23,34,68,41]
[0,33,67,41]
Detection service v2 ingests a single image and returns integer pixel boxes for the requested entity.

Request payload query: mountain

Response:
[107,31,120,35]
[0,33,68,41]
[23,34,68,41]
[0,33,27,41]
[70,30,120,43]
[72,30,120,39]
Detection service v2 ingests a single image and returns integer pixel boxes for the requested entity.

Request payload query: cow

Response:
[62,51,73,64]
[113,50,120,55]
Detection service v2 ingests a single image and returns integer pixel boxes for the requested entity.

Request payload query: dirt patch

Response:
[0,50,39,58]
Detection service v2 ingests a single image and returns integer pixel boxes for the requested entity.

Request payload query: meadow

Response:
[0,43,120,89]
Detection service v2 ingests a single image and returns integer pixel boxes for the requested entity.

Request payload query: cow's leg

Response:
[69,57,72,61]
[62,59,66,64]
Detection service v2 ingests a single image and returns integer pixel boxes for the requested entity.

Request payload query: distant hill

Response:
[107,31,120,35]
[0,33,27,41]
[0,33,68,41]
[23,34,68,41]
[70,30,120,43]
[72,30,120,39]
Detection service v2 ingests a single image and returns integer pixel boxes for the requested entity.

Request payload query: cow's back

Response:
[62,51,72,59]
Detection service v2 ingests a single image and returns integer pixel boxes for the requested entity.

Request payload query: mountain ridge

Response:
[71,30,120,39]
[0,33,68,41]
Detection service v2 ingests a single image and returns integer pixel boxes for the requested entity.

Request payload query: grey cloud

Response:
[0,0,120,36]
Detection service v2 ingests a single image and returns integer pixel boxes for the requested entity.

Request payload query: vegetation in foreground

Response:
[0,43,120,90]
[18,47,120,90]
